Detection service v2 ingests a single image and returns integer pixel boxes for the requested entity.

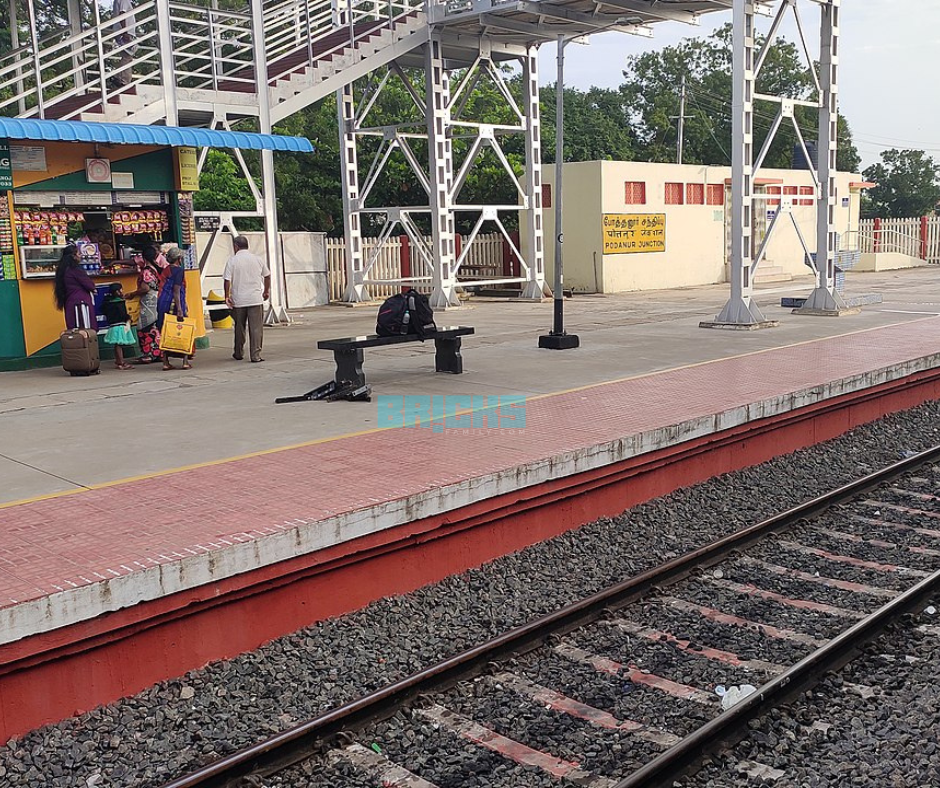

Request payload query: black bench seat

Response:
[318,326,475,388]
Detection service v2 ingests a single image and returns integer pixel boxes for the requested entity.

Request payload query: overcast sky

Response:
[537,1,940,171]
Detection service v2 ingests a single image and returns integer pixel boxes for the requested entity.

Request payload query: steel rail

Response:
[159,442,940,788]
[612,562,940,788]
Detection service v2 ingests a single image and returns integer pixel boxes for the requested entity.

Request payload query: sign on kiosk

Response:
[602,213,666,255]
[176,147,200,191]
[0,143,12,189]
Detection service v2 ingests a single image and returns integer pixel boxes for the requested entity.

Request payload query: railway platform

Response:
[2,268,940,740]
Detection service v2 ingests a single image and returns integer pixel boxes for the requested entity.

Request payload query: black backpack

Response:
[376,288,437,340]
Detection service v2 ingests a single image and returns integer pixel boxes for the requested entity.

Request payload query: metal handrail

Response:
[1,0,426,120]
[843,228,930,259]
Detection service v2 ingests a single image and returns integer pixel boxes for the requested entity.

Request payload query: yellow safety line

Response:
[2,315,936,511]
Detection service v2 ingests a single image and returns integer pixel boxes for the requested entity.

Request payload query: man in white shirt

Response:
[223,236,271,363]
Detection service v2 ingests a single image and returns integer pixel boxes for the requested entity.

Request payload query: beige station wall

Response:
[539,161,604,293]
[543,160,863,294]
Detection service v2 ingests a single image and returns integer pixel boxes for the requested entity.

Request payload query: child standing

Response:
[101,282,136,370]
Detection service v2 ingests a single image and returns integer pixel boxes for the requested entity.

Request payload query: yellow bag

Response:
[126,297,141,325]
[159,316,197,355]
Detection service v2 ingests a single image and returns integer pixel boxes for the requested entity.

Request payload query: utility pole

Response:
[539,35,580,350]
[677,74,687,165]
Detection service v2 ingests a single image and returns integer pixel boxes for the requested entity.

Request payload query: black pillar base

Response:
[538,333,580,350]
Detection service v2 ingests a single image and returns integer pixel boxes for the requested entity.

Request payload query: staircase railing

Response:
[1,0,425,122]
[0,0,162,119]
[842,228,934,262]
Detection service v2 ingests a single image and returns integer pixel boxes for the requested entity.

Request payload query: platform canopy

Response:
[435,0,775,42]
[0,117,314,152]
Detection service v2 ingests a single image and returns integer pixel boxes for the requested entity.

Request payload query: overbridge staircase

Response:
[0,0,428,128]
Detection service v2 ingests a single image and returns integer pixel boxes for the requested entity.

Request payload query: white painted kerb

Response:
[2,353,939,647]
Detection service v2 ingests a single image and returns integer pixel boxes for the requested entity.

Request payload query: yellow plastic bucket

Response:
[207,290,233,329]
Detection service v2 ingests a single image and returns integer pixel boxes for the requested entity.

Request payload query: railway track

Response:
[161,445,940,788]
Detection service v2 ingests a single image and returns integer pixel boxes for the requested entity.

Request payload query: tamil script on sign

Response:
[602,213,666,255]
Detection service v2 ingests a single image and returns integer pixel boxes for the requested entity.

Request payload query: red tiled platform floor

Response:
[2,318,940,739]
[3,319,940,616]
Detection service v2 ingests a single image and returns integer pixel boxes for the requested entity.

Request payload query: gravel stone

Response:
[678,609,940,788]
[2,402,940,787]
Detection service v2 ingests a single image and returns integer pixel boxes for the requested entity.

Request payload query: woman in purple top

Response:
[53,245,97,329]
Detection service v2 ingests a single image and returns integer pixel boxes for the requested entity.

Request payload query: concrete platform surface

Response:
[2,269,939,505]
[1,268,940,647]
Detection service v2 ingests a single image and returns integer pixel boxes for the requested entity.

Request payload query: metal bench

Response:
[275,326,475,403]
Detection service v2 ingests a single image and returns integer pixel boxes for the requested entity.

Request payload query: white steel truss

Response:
[710,0,845,327]
[10,0,843,322]
[193,114,290,324]
[338,42,548,305]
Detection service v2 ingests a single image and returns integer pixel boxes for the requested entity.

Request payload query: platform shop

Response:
[0,119,315,371]
[0,136,203,369]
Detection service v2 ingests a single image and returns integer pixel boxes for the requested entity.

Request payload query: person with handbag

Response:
[156,247,193,371]
[53,245,97,330]
[124,246,163,364]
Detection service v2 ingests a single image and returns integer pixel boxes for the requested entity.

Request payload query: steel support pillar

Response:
[155,0,178,125]
[66,0,85,89]
[520,46,548,301]
[426,36,460,309]
[9,0,26,114]
[250,0,289,324]
[797,0,848,315]
[704,0,773,330]
[338,84,370,302]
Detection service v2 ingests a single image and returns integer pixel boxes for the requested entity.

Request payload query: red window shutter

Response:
[706,184,725,205]
[542,183,552,209]
[686,183,705,205]
[624,181,647,205]
[665,182,684,205]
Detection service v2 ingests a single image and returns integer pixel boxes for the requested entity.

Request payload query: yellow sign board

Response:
[176,146,200,191]
[602,213,666,255]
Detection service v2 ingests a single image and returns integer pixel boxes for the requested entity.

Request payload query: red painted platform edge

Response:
[1,368,939,740]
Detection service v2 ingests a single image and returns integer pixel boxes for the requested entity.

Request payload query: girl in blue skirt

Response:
[101,282,136,370]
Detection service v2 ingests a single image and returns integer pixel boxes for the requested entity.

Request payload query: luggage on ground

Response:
[61,304,100,376]
[376,288,437,340]
[61,304,100,377]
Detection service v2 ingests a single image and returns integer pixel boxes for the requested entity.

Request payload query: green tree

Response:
[539,84,637,164]
[272,99,346,233]
[193,149,258,213]
[621,24,860,172]
[863,149,940,218]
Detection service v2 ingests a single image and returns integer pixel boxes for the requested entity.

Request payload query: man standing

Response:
[224,236,271,363]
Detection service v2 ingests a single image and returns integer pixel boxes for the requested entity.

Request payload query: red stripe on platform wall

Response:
[1,368,940,739]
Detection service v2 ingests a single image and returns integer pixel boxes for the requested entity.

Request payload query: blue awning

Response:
[0,117,314,153]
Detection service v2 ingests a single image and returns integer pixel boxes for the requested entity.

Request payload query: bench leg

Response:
[334,348,366,387]
[435,336,463,374]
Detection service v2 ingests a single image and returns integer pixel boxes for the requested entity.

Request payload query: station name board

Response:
[602,213,666,255]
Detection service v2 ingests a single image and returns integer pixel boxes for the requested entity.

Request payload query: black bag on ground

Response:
[376,288,437,340]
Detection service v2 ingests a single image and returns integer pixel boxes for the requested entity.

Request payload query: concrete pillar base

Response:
[700,320,780,331]
[342,283,372,304]
[792,307,862,317]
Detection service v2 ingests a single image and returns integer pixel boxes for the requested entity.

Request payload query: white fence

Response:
[327,232,509,301]
[857,217,940,264]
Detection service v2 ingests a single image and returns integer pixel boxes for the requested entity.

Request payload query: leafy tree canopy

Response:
[621,24,861,173]
[863,149,940,218]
